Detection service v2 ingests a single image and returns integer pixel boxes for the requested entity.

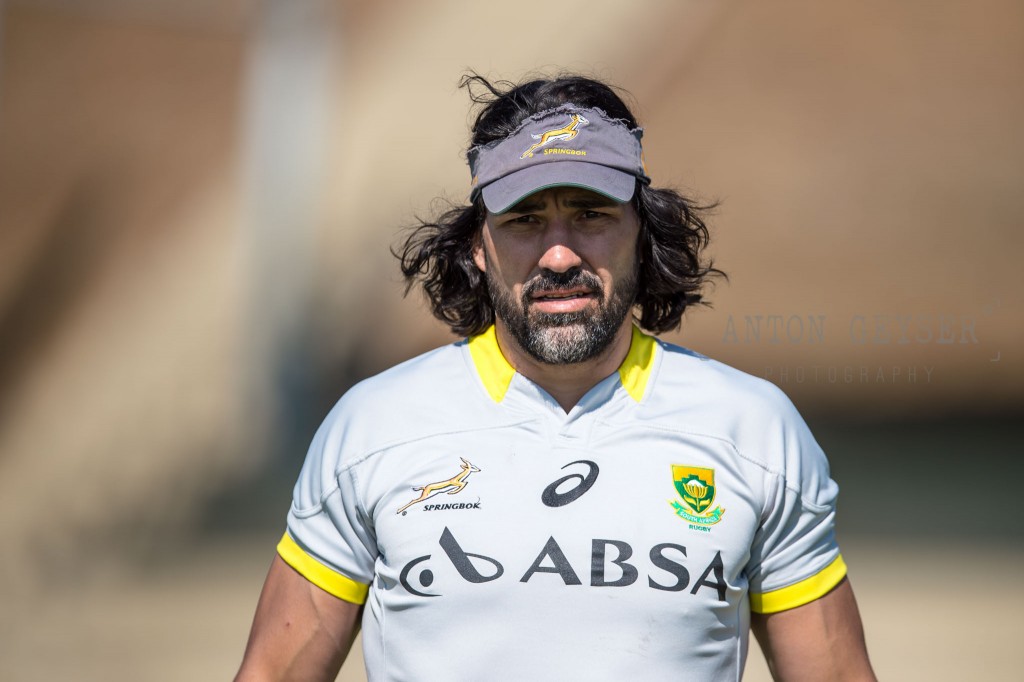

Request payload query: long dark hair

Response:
[395,73,724,336]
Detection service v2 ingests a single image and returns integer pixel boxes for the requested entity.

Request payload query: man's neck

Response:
[493,319,635,413]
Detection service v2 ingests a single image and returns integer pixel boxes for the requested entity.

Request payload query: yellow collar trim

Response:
[468,324,656,403]
[619,325,656,402]
[468,325,517,403]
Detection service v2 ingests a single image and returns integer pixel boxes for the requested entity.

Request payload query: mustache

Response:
[522,268,604,298]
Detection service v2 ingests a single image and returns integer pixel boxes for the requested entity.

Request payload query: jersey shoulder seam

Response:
[601,421,805,497]
[307,418,538,506]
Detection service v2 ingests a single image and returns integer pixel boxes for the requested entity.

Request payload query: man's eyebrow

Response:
[504,198,546,213]
[503,193,619,214]
[564,195,619,209]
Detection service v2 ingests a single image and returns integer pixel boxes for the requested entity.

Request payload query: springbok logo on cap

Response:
[520,113,590,159]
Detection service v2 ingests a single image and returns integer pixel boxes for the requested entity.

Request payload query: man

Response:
[236,74,876,681]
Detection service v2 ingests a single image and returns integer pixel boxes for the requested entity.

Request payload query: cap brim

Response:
[480,161,637,214]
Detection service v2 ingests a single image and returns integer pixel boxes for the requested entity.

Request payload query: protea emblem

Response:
[670,465,725,529]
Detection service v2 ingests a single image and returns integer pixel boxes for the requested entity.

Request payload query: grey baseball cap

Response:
[467,105,651,214]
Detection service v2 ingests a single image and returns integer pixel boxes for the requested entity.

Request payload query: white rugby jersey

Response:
[279,325,846,681]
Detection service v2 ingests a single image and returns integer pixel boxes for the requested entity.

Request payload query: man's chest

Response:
[357,423,767,608]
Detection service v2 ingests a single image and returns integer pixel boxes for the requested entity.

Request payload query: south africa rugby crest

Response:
[669,465,725,531]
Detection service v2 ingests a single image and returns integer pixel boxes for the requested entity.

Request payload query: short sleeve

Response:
[744,403,846,614]
[277,403,378,605]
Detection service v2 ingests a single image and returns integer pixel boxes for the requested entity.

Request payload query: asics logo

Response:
[542,460,599,507]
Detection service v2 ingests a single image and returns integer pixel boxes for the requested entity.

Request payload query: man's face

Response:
[472,187,641,365]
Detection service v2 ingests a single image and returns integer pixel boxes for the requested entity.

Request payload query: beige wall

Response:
[0,1,251,583]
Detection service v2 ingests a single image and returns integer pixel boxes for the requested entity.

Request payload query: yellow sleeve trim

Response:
[750,554,847,614]
[277,533,370,605]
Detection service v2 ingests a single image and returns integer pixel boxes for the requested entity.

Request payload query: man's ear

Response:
[471,229,486,273]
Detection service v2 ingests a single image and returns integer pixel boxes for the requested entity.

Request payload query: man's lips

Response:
[529,288,596,312]
[531,288,593,301]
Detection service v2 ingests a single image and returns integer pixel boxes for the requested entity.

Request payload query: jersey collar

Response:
[467,324,656,404]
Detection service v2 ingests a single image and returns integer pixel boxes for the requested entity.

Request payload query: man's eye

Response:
[581,210,606,220]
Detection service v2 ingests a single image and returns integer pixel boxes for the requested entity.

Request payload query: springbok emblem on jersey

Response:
[669,465,725,528]
[397,458,481,514]
[520,113,590,159]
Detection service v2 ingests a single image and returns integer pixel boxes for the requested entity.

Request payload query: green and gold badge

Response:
[669,465,725,530]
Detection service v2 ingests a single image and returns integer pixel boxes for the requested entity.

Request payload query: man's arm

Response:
[750,578,876,682]
[235,555,363,682]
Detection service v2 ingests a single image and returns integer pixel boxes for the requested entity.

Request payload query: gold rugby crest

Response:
[669,465,725,530]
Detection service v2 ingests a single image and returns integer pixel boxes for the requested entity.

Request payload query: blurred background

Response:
[1,0,1021,679]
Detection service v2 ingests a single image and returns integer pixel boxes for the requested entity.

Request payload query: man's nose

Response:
[537,219,583,273]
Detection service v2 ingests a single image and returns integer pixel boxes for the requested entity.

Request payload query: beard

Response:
[485,264,639,365]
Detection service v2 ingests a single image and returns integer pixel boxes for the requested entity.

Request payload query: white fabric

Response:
[285,333,840,681]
